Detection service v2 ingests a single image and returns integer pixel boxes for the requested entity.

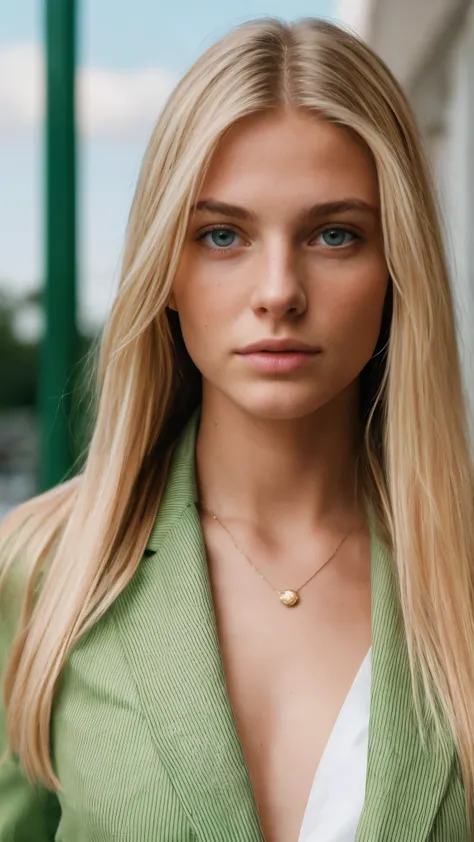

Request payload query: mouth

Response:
[235,344,321,373]
[236,340,320,355]
[246,348,315,354]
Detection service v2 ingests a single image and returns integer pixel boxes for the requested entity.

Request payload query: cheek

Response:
[173,275,238,371]
[176,299,211,362]
[321,261,388,359]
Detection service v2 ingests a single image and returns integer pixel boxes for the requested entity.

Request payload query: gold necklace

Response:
[198,501,360,607]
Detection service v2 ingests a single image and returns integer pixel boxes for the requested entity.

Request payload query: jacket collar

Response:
[144,410,200,554]
[116,408,461,842]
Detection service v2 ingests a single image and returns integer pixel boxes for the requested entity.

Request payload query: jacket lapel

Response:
[114,409,265,842]
[356,513,456,840]
[116,409,457,842]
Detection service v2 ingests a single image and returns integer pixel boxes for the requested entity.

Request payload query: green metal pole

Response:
[40,0,78,491]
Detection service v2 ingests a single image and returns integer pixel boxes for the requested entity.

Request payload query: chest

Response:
[47,508,466,842]
[203,530,372,842]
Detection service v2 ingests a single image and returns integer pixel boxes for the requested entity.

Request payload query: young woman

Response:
[1,15,473,842]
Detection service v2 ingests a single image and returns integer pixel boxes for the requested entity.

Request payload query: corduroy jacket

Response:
[0,410,469,840]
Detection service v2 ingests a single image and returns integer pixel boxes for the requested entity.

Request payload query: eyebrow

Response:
[190,198,379,222]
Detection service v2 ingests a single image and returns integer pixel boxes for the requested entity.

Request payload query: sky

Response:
[1,0,343,335]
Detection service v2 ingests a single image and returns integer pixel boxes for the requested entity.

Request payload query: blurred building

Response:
[337,0,474,441]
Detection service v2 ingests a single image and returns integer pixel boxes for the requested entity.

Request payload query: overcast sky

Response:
[1,0,343,334]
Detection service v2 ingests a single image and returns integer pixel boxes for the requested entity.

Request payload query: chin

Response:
[232,383,327,421]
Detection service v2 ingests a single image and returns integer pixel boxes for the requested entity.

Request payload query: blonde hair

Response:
[1,15,474,826]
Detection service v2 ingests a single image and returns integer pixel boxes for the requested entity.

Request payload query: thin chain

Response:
[197,501,361,597]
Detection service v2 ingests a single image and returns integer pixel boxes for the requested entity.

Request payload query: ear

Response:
[167,292,178,312]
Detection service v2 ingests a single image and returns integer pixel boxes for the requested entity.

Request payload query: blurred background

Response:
[1,0,473,517]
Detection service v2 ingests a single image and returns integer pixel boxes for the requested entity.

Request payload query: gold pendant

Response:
[279,589,299,607]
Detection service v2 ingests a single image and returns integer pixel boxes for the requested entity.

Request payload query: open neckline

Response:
[297,646,373,842]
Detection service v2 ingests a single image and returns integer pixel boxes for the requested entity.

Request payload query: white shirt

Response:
[298,647,372,842]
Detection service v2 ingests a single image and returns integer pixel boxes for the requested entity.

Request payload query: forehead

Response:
[200,109,379,207]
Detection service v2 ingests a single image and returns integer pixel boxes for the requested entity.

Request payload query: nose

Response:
[250,239,307,320]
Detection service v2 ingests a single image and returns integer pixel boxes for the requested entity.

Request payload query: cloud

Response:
[0,44,42,136]
[0,43,177,141]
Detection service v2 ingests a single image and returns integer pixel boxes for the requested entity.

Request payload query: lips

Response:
[234,338,322,376]
[236,339,319,354]
[252,348,313,353]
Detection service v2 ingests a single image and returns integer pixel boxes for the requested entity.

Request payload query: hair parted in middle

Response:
[1,19,474,829]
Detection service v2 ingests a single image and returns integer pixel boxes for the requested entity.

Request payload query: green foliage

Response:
[0,287,98,421]
[0,290,38,408]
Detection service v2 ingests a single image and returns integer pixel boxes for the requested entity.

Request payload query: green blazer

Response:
[0,410,468,841]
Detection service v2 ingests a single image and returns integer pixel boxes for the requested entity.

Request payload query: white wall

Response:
[368,0,465,87]
[335,0,373,38]
[441,7,474,436]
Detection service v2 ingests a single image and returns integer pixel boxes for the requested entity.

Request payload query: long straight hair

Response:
[1,15,474,826]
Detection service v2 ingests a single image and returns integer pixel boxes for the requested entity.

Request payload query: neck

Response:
[195,382,364,538]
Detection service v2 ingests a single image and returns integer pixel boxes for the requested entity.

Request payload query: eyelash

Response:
[195,225,362,252]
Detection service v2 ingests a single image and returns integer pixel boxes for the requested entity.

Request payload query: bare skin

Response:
[171,108,389,842]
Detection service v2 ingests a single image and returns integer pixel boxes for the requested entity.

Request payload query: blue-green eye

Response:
[317,228,358,247]
[197,227,239,250]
